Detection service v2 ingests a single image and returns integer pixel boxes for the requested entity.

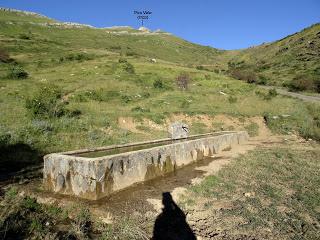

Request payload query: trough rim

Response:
[44,131,248,162]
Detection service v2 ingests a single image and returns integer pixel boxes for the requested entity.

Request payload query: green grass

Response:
[265,103,320,140]
[0,189,148,239]
[244,122,259,137]
[216,24,320,91]
[188,146,320,238]
[0,9,319,169]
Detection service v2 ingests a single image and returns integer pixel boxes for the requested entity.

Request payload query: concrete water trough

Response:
[43,131,249,200]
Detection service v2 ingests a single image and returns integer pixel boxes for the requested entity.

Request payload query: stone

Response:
[168,122,189,139]
[43,131,249,200]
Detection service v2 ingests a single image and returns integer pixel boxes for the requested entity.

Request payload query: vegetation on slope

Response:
[224,24,320,92]
[0,9,319,176]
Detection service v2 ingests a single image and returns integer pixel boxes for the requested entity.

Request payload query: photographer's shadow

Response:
[152,192,196,240]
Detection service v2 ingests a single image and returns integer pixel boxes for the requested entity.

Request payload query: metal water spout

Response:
[168,122,189,140]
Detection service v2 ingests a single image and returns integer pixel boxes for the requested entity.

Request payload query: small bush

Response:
[153,79,165,89]
[25,84,67,119]
[118,58,127,63]
[71,89,120,103]
[196,65,205,70]
[31,120,54,134]
[0,49,13,63]
[126,50,139,57]
[100,217,148,240]
[4,187,18,201]
[60,53,93,62]
[289,75,317,92]
[18,33,31,40]
[255,89,277,101]
[245,122,259,137]
[230,69,257,83]
[268,88,278,97]
[176,72,190,90]
[0,132,11,147]
[131,106,150,112]
[72,206,92,237]
[7,66,29,79]
[257,75,268,85]
[116,59,135,74]
[228,96,238,103]
[121,94,132,103]
[180,99,191,109]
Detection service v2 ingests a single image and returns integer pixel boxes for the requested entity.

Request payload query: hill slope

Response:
[0,8,319,160]
[0,8,221,67]
[219,24,320,91]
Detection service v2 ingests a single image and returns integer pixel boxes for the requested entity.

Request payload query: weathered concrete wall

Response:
[43,131,249,200]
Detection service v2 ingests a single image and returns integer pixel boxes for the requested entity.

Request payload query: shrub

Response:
[176,72,190,90]
[118,58,127,63]
[196,65,204,70]
[245,122,259,136]
[116,59,135,74]
[131,106,150,112]
[0,132,11,147]
[255,89,277,101]
[0,49,13,63]
[121,95,132,103]
[7,66,29,79]
[228,96,238,103]
[313,79,320,93]
[25,84,67,118]
[72,207,91,236]
[31,120,54,134]
[180,99,191,108]
[18,33,31,40]
[153,79,165,89]
[257,75,268,85]
[60,53,93,62]
[126,51,139,57]
[230,69,257,83]
[289,75,316,92]
[100,217,148,240]
[268,88,278,97]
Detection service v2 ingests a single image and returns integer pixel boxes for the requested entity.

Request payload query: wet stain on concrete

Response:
[92,156,223,216]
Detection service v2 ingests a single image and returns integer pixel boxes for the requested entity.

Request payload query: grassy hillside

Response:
[0,9,220,68]
[220,24,320,92]
[0,8,319,175]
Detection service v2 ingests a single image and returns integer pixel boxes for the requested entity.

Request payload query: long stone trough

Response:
[43,131,249,200]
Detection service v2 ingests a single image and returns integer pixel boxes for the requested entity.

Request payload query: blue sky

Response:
[1,0,319,49]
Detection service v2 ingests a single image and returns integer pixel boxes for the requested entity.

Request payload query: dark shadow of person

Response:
[152,192,197,240]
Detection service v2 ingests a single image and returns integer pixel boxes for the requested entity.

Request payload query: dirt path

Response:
[145,122,280,213]
[259,85,320,103]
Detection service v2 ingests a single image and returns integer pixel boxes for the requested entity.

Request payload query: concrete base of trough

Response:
[43,131,249,200]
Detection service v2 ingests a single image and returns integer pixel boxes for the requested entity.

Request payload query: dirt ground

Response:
[118,114,265,134]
